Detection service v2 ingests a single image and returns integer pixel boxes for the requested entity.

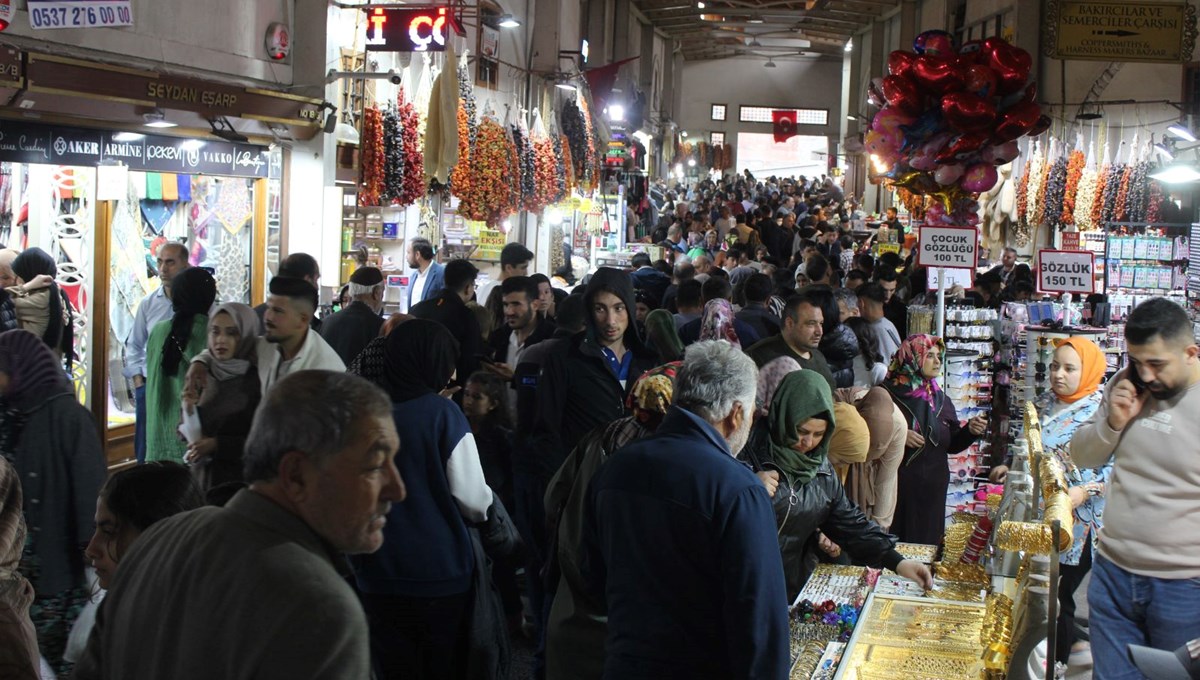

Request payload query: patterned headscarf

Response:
[885,334,945,406]
[756,356,802,418]
[626,362,681,427]
[699,299,741,350]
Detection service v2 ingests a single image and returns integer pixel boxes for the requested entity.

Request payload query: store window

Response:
[736,133,828,177]
[476,3,501,90]
[738,106,828,126]
[712,132,726,146]
[711,104,727,121]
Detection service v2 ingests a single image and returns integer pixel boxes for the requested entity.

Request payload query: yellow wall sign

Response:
[466,220,506,261]
[1044,0,1198,63]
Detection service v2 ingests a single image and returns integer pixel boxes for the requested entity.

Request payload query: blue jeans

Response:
[1088,554,1200,679]
[133,384,146,464]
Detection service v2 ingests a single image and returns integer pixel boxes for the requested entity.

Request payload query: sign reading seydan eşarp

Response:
[28,0,132,29]
[918,226,977,269]
[1038,249,1095,295]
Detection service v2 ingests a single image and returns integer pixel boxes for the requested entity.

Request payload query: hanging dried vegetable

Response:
[559,134,576,192]
[394,88,425,207]
[457,118,518,227]
[553,134,569,199]
[1126,160,1150,222]
[1113,164,1133,222]
[562,100,590,187]
[458,63,477,149]
[1060,150,1085,226]
[1023,148,1046,228]
[578,95,600,192]
[1073,165,1099,231]
[359,107,385,207]
[1145,180,1163,223]
[1043,157,1068,230]
[1091,163,1110,226]
[1015,160,1030,229]
[381,108,404,203]
[1099,163,1123,224]
[450,104,472,198]
[531,137,558,213]
[511,124,535,207]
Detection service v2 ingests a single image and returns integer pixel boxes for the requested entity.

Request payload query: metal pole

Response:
[1046,519,1062,680]
[936,266,946,340]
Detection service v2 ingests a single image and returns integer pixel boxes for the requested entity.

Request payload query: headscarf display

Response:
[1052,336,1105,404]
[161,267,217,377]
[756,356,802,418]
[10,248,72,357]
[626,361,681,427]
[699,299,741,349]
[767,370,836,485]
[644,309,683,363]
[205,303,258,381]
[382,318,459,403]
[885,334,945,406]
[0,329,69,405]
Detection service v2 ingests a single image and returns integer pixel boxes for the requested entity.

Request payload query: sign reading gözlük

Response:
[1044,0,1199,63]
[0,120,269,178]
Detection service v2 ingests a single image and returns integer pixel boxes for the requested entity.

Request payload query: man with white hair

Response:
[319,267,385,365]
[582,340,789,679]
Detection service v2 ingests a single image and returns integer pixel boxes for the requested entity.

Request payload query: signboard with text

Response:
[1061,232,1081,250]
[928,266,975,291]
[918,226,977,269]
[364,7,449,52]
[28,0,132,29]
[1038,249,1096,295]
[1044,0,1197,63]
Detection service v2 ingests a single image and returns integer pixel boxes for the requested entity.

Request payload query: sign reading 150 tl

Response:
[364,8,448,52]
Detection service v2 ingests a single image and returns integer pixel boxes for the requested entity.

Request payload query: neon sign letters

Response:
[364,7,448,52]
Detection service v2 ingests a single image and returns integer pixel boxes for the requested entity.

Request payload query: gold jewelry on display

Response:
[934,562,989,585]
[996,521,1054,554]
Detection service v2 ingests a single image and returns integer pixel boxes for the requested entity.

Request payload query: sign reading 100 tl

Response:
[364,7,448,52]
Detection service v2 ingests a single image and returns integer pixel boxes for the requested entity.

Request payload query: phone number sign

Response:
[29,0,132,29]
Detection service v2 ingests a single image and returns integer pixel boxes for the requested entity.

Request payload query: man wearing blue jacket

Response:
[406,237,444,310]
[583,340,789,680]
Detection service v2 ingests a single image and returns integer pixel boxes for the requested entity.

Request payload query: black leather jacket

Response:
[819,323,860,390]
[742,423,903,601]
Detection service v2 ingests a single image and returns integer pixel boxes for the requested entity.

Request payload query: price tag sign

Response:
[1038,249,1095,295]
[29,0,133,29]
[927,266,975,291]
[918,226,977,269]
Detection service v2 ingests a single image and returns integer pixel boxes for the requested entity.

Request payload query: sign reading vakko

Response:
[1044,0,1198,63]
[918,226,977,269]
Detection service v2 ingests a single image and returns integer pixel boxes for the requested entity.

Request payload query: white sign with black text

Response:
[1037,249,1095,295]
[918,226,977,269]
[927,266,975,291]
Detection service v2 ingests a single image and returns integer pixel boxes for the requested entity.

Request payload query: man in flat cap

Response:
[185,277,345,399]
[320,267,385,365]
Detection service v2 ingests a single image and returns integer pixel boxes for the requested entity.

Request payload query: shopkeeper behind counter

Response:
[742,369,933,601]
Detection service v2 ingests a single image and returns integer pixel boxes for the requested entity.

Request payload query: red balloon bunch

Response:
[866,31,1047,226]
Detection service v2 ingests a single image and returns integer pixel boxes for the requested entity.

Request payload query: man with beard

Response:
[185,277,344,397]
[582,341,788,679]
[406,237,444,309]
[485,276,555,421]
[746,292,836,389]
[1071,298,1200,677]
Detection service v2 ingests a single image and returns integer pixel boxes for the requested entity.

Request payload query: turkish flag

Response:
[773,110,797,143]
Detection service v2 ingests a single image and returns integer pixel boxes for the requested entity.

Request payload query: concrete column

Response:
[898,0,918,53]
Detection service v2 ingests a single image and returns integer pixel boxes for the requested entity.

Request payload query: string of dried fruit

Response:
[1091,163,1110,226]
[1043,157,1068,229]
[1113,164,1133,221]
[511,124,535,207]
[578,95,599,192]
[1023,149,1045,227]
[561,100,589,186]
[396,88,425,207]
[1145,180,1163,223]
[457,63,477,149]
[457,118,518,227]
[1015,160,1030,228]
[532,137,558,212]
[1099,163,1123,224]
[553,134,569,199]
[381,108,405,204]
[1060,150,1085,226]
[1127,160,1150,222]
[559,134,576,192]
[1073,164,1098,231]
[359,107,385,207]
[449,104,472,198]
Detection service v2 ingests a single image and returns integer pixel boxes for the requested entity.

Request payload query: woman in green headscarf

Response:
[741,370,932,601]
[643,308,684,364]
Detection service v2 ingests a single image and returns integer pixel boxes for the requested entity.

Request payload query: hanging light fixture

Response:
[1167,122,1196,142]
[498,13,521,28]
[1150,163,1200,183]
[764,58,777,68]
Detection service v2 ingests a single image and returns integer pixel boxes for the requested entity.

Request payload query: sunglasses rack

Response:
[940,307,1001,524]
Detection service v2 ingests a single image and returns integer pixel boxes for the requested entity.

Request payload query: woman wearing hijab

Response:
[883,335,987,545]
[145,267,217,464]
[544,362,680,680]
[180,303,261,492]
[643,309,684,364]
[352,319,497,680]
[754,356,802,419]
[0,330,104,674]
[698,298,742,350]
[0,458,39,680]
[839,387,906,532]
[8,248,73,361]
[992,337,1109,662]
[741,370,932,602]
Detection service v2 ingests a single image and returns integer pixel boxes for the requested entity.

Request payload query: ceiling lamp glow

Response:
[1166,123,1196,142]
[498,13,520,28]
[1150,163,1200,183]
[764,59,777,68]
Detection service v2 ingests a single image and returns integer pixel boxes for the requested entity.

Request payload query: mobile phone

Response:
[1126,362,1148,394]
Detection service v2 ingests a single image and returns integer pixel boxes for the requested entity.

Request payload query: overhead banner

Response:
[1044,0,1198,63]
[28,0,132,29]
[1038,249,1096,295]
[917,226,977,269]
[0,120,269,178]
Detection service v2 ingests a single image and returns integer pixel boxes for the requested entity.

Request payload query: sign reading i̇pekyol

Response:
[1038,249,1095,295]
[917,226,977,269]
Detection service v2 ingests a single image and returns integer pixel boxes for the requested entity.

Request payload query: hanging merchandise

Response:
[1060,148,1084,227]
[424,40,460,188]
[558,133,575,192]
[382,107,404,203]
[1031,140,1054,228]
[396,87,425,207]
[562,97,590,190]
[1145,179,1163,223]
[1127,159,1150,222]
[1043,154,1068,231]
[448,56,478,196]
[511,122,536,209]
[360,107,385,207]
[1072,149,1099,231]
[457,117,519,227]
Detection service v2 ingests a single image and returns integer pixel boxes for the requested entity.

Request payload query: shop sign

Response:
[917,226,977,269]
[25,53,324,128]
[1038,249,1095,295]
[480,25,499,59]
[0,119,269,178]
[927,266,974,291]
[364,7,448,52]
[1044,0,1198,63]
[28,0,132,30]
[467,220,505,260]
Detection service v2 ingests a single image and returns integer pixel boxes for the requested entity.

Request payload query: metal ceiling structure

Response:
[633,0,903,61]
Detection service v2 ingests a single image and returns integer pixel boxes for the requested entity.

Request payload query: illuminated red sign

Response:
[364,7,448,52]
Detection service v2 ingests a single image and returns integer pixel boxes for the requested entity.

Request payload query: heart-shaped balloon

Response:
[1028,115,1052,137]
[960,163,999,193]
[962,64,998,98]
[936,131,991,163]
[993,101,1041,142]
[942,91,997,132]
[882,75,922,114]
[934,163,966,186]
[868,77,886,107]
[956,40,987,67]
[988,43,1033,96]
[914,30,956,56]
[911,55,965,94]
[888,50,918,79]
[998,81,1037,111]
[983,141,1020,165]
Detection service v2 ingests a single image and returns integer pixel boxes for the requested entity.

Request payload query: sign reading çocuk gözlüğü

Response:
[1044,0,1199,63]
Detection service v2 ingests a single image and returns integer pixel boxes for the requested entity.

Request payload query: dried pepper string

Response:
[359,107,385,207]
[1061,150,1085,226]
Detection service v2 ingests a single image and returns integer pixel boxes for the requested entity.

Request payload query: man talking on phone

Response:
[1071,298,1200,678]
